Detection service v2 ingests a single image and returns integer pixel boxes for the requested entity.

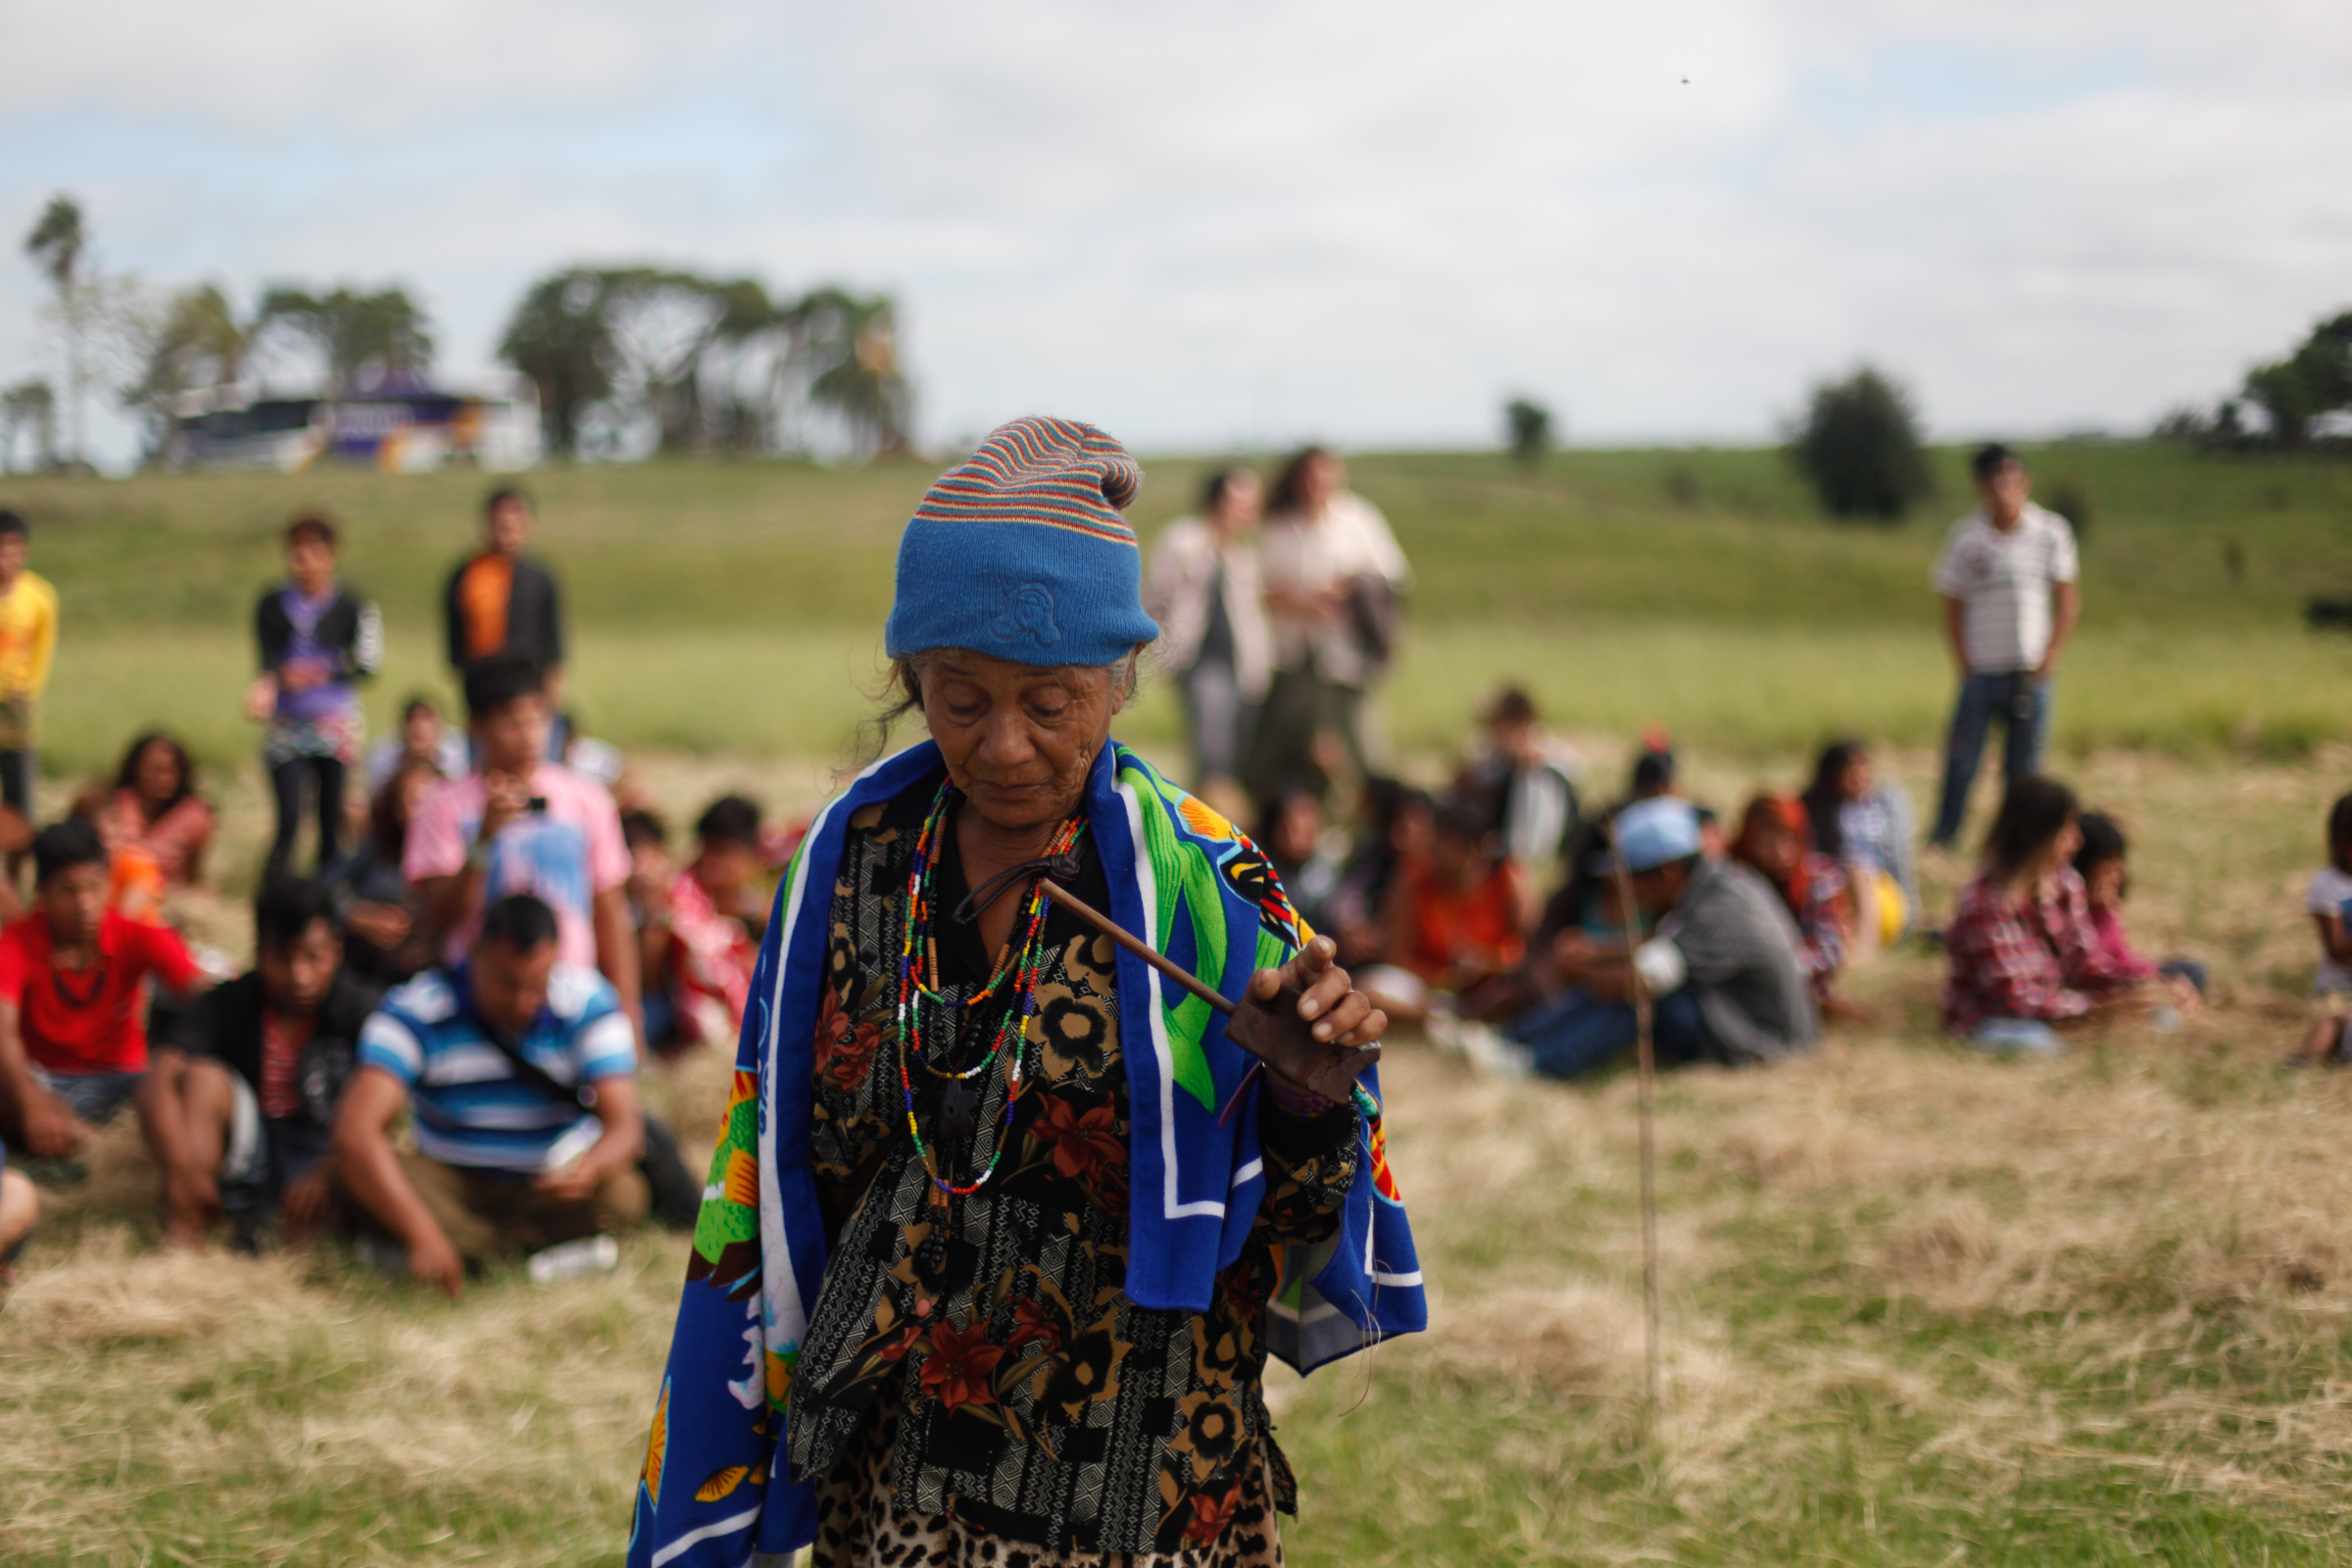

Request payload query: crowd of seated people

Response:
[1283,698,1828,1082]
[0,655,774,1285]
[1233,681,2270,1087]
[0,466,2328,1308]
[0,488,805,1292]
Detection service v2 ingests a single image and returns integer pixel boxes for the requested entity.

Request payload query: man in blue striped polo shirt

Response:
[334,893,645,1297]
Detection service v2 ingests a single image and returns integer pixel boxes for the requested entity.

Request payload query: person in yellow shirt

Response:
[0,512,59,818]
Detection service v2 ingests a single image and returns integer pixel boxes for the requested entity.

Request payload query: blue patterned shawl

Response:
[626,741,1425,1567]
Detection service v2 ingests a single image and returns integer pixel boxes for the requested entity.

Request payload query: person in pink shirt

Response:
[88,732,215,919]
[641,795,765,1053]
[405,654,638,1036]
[2073,810,2207,1001]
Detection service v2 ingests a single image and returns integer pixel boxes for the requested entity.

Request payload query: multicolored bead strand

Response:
[892,780,1086,1199]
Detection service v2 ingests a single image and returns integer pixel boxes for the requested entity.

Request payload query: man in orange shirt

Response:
[442,488,565,704]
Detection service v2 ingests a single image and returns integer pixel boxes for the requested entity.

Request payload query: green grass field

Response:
[4,440,2349,780]
[8,445,2352,1565]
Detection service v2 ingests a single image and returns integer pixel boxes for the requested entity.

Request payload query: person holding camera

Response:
[405,653,640,1039]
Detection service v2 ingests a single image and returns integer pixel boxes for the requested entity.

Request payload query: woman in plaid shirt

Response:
[1941,776,2151,1052]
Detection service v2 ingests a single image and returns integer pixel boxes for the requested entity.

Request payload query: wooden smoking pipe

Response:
[1036,877,1381,1105]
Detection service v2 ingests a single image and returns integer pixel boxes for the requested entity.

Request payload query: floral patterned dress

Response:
[784,776,1360,1565]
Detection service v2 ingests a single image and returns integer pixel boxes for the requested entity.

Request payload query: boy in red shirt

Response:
[0,819,216,1240]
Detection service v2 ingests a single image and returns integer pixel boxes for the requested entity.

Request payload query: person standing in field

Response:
[444,487,566,738]
[1928,444,2081,849]
[1146,467,1273,793]
[0,510,59,823]
[1251,446,1410,797]
[628,416,1419,1568]
[246,512,382,877]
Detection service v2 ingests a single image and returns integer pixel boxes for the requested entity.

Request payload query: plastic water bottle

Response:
[527,1234,619,1284]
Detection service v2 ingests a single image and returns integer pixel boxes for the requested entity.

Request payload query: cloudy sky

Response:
[2,0,2347,465]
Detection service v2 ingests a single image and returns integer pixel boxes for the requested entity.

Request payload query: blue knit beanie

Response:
[885,416,1161,667]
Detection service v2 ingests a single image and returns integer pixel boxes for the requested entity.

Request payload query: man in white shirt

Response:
[1250,447,1412,795]
[1928,444,2082,848]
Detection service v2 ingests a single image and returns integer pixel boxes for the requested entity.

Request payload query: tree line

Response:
[2157,310,2352,450]
[6,193,911,472]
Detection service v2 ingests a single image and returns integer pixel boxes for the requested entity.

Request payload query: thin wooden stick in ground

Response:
[1607,851,1664,1427]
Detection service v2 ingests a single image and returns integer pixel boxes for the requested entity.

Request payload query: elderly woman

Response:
[631,420,1423,1568]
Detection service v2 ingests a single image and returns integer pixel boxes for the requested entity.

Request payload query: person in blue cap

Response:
[1492,796,1819,1080]
[629,417,1425,1568]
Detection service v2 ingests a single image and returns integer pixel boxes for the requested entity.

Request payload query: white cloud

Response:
[1,0,2348,464]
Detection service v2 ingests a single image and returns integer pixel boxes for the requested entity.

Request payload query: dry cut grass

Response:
[9,744,2352,1563]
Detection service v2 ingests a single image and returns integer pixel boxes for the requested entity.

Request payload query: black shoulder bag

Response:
[471,1029,704,1231]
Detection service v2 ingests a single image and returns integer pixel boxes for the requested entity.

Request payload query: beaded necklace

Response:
[894,780,1086,1198]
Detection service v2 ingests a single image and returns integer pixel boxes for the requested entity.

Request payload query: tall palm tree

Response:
[23,196,87,468]
[800,287,910,457]
[129,285,253,466]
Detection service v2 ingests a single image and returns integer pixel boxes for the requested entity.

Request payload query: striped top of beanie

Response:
[914,416,1142,546]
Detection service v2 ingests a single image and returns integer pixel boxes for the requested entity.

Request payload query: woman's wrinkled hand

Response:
[1250,933,1387,1053]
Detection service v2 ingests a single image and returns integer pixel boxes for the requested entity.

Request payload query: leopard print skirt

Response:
[797,1394,1283,1568]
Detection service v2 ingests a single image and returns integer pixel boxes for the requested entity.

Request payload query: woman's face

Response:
[1431,828,1484,885]
[134,742,181,805]
[1739,815,1799,878]
[1390,800,1435,859]
[1840,752,1874,800]
[1272,794,1322,862]
[403,708,441,756]
[920,649,1124,835]
[2084,857,2127,907]
[2040,815,2083,877]
[1213,471,1263,533]
[395,766,435,829]
[1300,454,1343,513]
